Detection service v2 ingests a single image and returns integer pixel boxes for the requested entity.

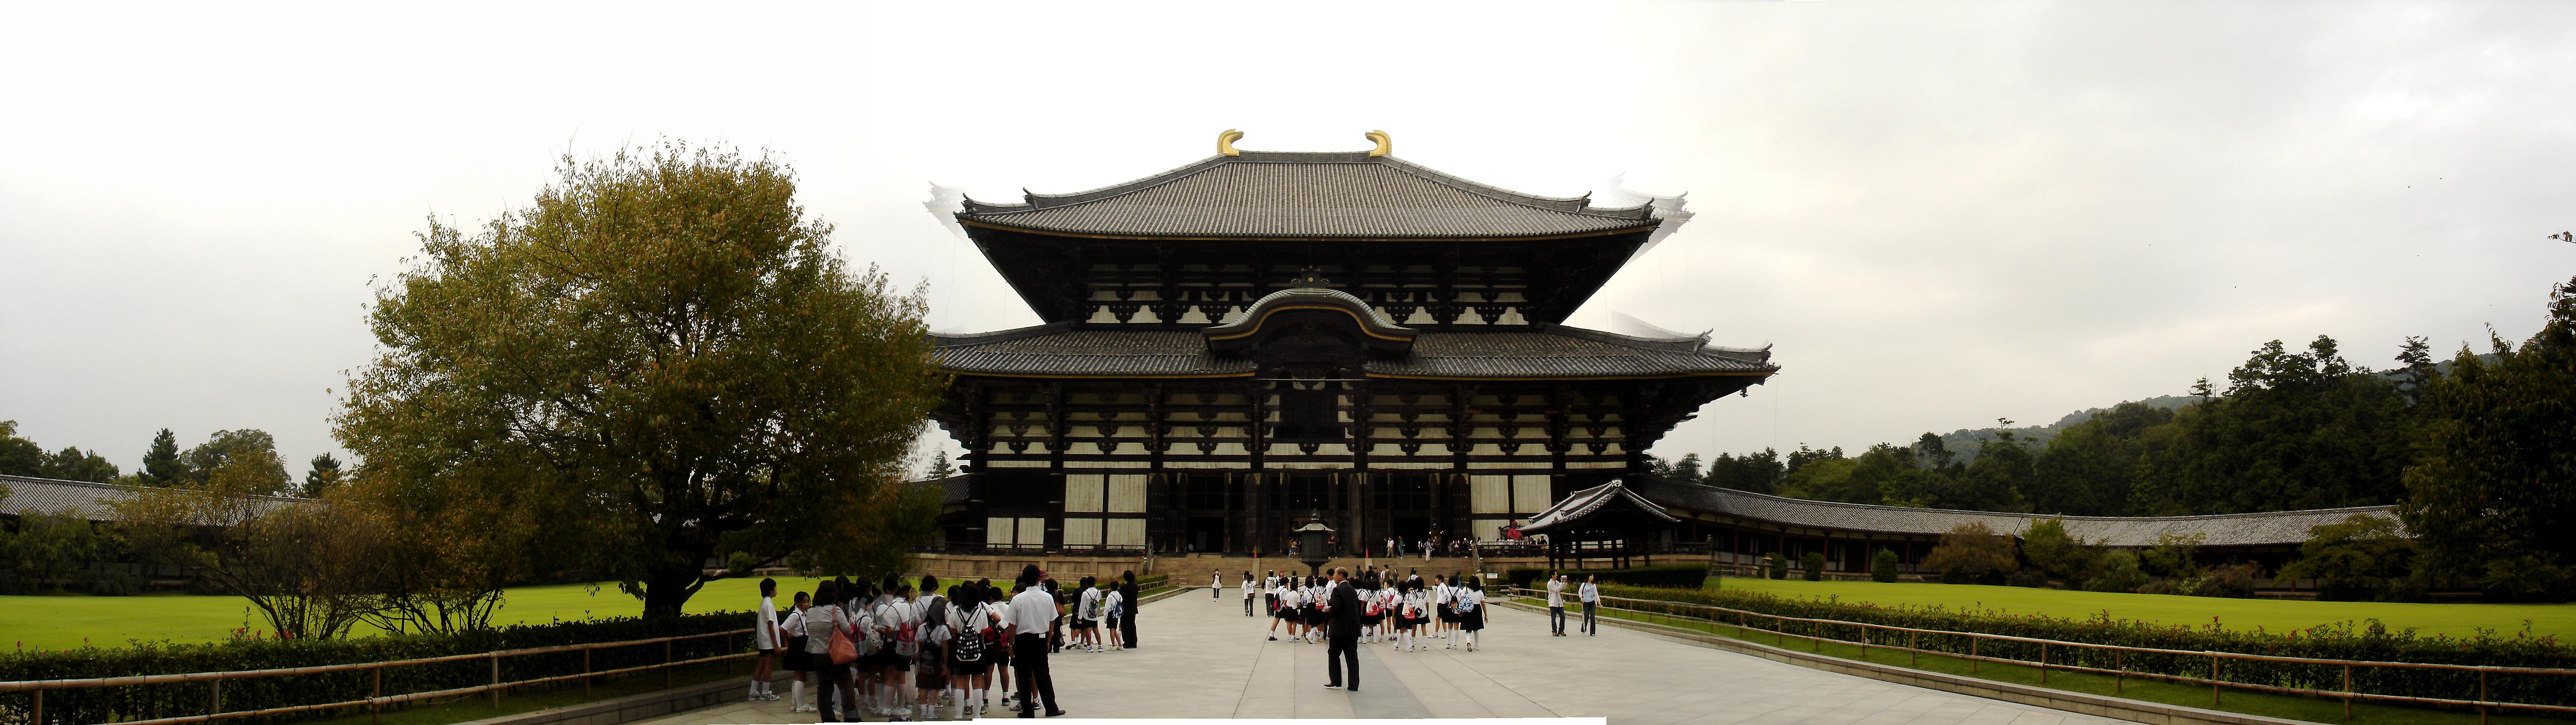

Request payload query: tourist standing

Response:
[945,586,993,719]
[803,580,849,723]
[1212,569,1223,599]
[1073,577,1102,652]
[1117,571,1140,649]
[1323,568,1362,692]
[1241,570,1256,616]
[1546,574,1568,636]
[1101,582,1126,650]
[1005,566,1065,717]
[751,578,782,701]
[1579,574,1600,636]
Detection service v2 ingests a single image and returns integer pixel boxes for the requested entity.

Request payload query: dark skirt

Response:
[1438,604,1460,623]
[1462,609,1485,632]
[1272,607,1293,620]
[949,658,988,677]
[783,638,812,671]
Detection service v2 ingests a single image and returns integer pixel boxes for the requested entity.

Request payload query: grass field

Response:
[1507,597,2564,725]
[1,577,809,652]
[1706,577,2576,640]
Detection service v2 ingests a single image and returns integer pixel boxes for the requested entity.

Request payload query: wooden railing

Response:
[1502,588,2575,721]
[0,628,753,725]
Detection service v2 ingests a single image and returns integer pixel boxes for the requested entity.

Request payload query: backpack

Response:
[890,602,920,657]
[1457,592,1479,613]
[951,614,986,663]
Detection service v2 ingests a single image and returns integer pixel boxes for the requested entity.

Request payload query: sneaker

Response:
[1324,684,1342,690]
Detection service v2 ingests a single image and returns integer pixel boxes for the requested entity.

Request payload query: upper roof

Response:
[1521,479,1680,536]
[956,151,1661,240]
[0,474,307,522]
[930,322,1776,380]
[1627,477,2396,548]
[1202,278,1418,353]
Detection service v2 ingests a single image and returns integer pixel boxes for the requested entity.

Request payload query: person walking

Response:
[1212,569,1223,599]
[1116,571,1140,649]
[1545,574,1568,637]
[782,591,814,713]
[1005,566,1064,718]
[1322,568,1363,692]
[1579,574,1601,636]
[1241,570,1256,616]
[1457,578,1485,652]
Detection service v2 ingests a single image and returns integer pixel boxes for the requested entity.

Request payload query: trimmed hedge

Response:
[1581,584,2576,711]
[1504,564,1706,590]
[0,611,750,725]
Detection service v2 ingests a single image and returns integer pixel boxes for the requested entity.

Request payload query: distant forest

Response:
[1651,277,2567,525]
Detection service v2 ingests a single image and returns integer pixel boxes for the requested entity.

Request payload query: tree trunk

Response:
[641,565,702,618]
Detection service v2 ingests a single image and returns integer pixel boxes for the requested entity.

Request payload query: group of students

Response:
[751,566,1115,721]
[1245,568,1487,652]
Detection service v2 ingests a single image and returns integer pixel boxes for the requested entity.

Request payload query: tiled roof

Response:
[956,151,1660,239]
[1628,477,2395,548]
[930,323,1777,380]
[1521,479,1679,536]
[0,474,306,522]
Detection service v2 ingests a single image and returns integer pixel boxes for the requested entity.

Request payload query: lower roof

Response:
[930,322,1776,380]
[1630,477,2393,548]
[0,474,307,522]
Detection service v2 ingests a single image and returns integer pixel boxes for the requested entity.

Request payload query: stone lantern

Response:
[1294,510,1335,579]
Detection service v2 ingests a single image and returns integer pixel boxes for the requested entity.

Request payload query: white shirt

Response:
[782,606,807,643]
[1104,590,1125,618]
[754,595,779,649]
[1241,578,1254,597]
[1546,579,1566,608]
[1212,573,1223,588]
[1005,587,1056,636]
[1077,587,1102,621]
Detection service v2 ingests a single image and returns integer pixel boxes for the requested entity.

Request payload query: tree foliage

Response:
[112,450,385,638]
[2279,513,2414,601]
[1921,522,2017,584]
[336,142,947,617]
[178,429,292,495]
[2398,273,2576,602]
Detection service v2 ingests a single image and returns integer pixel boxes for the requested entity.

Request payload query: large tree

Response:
[180,429,292,494]
[140,428,188,486]
[2399,273,2576,601]
[337,143,946,617]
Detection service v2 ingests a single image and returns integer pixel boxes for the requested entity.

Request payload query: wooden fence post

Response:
[1971,637,1979,674]
[212,679,222,716]
[372,667,383,725]
[666,640,675,688]
[2211,655,2221,706]
[585,648,594,700]
[491,653,502,709]
[2479,669,2489,725]
[1909,632,1918,667]
[1812,620,1821,652]
[2040,643,2048,684]
[2342,664,2352,720]
[2115,650,2123,694]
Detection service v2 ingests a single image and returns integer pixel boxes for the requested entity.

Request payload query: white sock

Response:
[792,681,805,707]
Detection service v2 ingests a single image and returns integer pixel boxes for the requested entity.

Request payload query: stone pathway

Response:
[647,590,2122,724]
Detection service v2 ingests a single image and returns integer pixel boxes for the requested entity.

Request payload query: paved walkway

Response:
[650,590,2121,724]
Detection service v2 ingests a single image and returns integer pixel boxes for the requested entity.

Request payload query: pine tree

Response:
[141,428,187,486]
[925,450,957,479]
[301,453,345,497]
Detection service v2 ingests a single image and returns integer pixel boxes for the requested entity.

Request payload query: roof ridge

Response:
[957,152,1663,225]
[1646,477,2392,522]
[927,321,1077,346]
[1374,156,1657,220]
[0,473,313,503]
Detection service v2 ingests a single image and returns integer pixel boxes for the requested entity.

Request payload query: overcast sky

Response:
[4,1,2573,477]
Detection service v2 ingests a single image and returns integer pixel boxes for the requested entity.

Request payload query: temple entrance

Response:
[1187,517,1227,553]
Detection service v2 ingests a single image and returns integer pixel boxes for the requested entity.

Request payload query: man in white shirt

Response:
[1579,575,1601,636]
[1545,573,1568,637]
[1005,566,1064,717]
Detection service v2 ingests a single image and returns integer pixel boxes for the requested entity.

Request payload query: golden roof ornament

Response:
[1365,130,1392,157]
[1218,129,1244,156]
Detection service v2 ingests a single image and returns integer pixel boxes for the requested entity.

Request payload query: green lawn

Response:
[1707,577,2576,640]
[1513,599,2565,725]
[2,577,813,652]
[5,574,1129,652]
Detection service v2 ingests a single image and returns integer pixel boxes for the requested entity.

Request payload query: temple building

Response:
[926,131,1778,554]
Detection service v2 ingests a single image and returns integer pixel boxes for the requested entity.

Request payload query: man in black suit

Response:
[1117,570,1140,648]
[1322,567,1362,692]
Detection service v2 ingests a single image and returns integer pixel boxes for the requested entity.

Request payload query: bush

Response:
[1921,522,2016,584]
[1799,552,1826,581]
[0,611,750,725]
[1763,553,1788,580]
[2174,561,2260,598]
[2005,569,2052,589]
[1588,583,2576,711]
[1871,549,1899,583]
[2086,551,2148,593]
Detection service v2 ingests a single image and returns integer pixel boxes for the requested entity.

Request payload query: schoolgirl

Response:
[1072,576,1101,652]
[1358,577,1384,643]
[781,591,814,713]
[1457,578,1485,652]
[1241,570,1256,617]
[1304,577,1328,643]
[978,580,1014,712]
[1101,583,1126,650]
[1265,576,1291,641]
[946,586,996,719]
[1399,581,1430,652]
